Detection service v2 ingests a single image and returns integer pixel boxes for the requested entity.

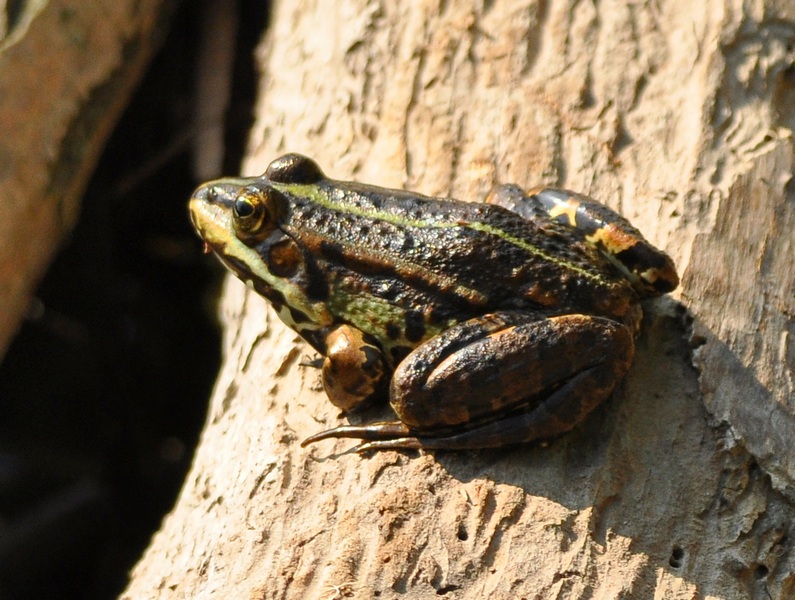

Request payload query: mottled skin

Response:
[189,154,678,452]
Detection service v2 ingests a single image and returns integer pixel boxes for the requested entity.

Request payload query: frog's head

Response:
[188,154,333,331]
[189,175,287,279]
[189,154,325,254]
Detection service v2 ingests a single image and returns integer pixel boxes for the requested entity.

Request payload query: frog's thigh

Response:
[391,313,634,446]
[485,184,550,224]
[397,364,620,450]
[321,324,388,411]
[486,183,627,234]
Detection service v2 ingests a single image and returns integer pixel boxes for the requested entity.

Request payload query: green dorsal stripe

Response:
[273,181,603,283]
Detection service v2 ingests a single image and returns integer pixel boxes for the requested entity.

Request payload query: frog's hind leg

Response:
[487,183,629,238]
[487,184,679,295]
[385,313,634,450]
[353,365,616,452]
[304,360,623,453]
[304,313,635,453]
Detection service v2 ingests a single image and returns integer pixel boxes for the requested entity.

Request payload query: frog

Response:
[189,153,678,452]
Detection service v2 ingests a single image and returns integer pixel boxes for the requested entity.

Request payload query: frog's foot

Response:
[301,421,411,448]
[300,356,324,369]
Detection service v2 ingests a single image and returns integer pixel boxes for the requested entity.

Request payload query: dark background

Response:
[0,2,268,598]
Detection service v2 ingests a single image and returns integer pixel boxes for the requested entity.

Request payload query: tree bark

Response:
[125,1,795,598]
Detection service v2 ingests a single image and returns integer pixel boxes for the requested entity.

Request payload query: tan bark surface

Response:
[0,0,175,360]
[126,1,795,598]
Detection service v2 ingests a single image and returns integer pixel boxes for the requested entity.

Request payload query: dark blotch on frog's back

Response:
[403,311,427,343]
[289,306,311,325]
[301,253,330,301]
[385,322,402,340]
[250,278,286,314]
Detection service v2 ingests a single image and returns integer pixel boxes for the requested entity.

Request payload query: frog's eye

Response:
[232,186,282,243]
[233,196,255,218]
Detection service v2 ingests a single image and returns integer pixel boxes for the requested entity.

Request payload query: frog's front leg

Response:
[302,312,634,451]
[320,324,388,411]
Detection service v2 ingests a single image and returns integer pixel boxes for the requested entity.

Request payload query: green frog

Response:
[189,153,678,452]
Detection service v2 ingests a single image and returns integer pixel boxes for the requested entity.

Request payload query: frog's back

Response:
[283,182,633,325]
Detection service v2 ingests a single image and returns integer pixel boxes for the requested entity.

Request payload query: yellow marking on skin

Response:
[583,224,646,286]
[585,223,636,255]
[640,268,659,283]
[639,267,670,287]
[547,203,579,227]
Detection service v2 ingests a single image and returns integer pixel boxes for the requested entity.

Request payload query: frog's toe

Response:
[354,438,424,453]
[301,421,411,447]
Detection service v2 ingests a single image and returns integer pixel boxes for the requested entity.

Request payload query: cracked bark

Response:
[125,2,795,598]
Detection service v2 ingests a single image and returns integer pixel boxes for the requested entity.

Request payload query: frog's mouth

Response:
[189,190,267,281]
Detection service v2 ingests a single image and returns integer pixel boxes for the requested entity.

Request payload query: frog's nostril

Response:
[194,183,226,205]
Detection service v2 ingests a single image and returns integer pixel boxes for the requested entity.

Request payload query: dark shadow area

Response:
[0,1,267,598]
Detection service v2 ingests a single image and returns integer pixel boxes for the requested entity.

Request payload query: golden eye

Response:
[233,196,256,219]
[232,186,281,242]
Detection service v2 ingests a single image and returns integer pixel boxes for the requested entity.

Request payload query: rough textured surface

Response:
[125,1,795,598]
[0,0,176,360]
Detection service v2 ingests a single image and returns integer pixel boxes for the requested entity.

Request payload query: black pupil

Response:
[234,198,255,218]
